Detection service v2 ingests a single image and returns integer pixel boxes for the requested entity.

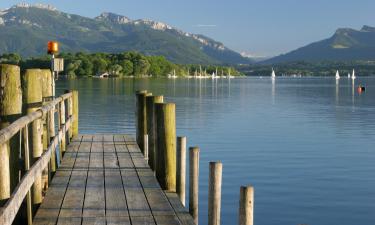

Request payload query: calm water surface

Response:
[57,77,375,225]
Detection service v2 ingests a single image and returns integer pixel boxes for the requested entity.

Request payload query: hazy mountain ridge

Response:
[265,25,375,64]
[0,4,251,64]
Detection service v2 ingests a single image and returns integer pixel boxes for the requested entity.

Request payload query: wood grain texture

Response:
[32,134,196,225]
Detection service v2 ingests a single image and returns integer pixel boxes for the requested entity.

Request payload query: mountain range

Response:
[0,3,251,64]
[265,25,375,64]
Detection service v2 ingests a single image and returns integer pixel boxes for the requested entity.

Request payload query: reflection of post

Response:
[271,78,275,104]
[351,79,355,107]
[228,77,231,97]
[335,79,339,104]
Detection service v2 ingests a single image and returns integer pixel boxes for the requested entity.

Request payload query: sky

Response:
[1,0,374,57]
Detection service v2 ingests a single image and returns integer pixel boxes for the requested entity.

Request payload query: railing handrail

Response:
[0,92,72,145]
[0,119,72,225]
[0,91,76,225]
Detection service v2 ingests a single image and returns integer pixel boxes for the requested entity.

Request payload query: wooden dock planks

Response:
[33,134,195,225]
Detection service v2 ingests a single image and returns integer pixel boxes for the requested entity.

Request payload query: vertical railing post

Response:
[41,69,53,189]
[48,107,56,173]
[189,146,200,224]
[155,103,176,192]
[59,99,66,156]
[146,95,164,171]
[239,186,254,225]
[0,64,22,204]
[65,90,73,141]
[72,90,79,138]
[22,126,32,225]
[208,162,222,225]
[23,69,43,209]
[144,134,149,163]
[177,136,187,206]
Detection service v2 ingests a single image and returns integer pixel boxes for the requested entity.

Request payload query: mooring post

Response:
[0,64,22,204]
[177,136,187,206]
[239,186,254,225]
[155,103,176,191]
[41,69,53,189]
[146,95,164,171]
[23,69,43,208]
[189,146,200,224]
[135,90,148,154]
[144,134,149,163]
[208,162,223,225]
[72,90,79,137]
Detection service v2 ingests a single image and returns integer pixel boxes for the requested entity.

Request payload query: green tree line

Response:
[0,52,241,78]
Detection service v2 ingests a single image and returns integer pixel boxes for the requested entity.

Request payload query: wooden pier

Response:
[33,134,194,225]
[0,64,254,225]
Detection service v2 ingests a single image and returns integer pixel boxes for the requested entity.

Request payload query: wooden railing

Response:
[0,91,78,225]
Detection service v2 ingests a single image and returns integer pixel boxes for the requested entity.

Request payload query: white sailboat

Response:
[335,70,340,80]
[351,69,356,80]
[271,68,276,79]
[168,69,178,79]
[347,73,351,78]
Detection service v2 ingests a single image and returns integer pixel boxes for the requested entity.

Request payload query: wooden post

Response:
[41,69,52,189]
[189,146,200,224]
[48,106,56,173]
[155,103,176,191]
[135,90,148,154]
[59,100,66,156]
[144,134,149,163]
[64,90,73,142]
[208,162,222,225]
[23,69,43,207]
[239,186,254,225]
[22,126,33,225]
[146,95,164,171]
[72,90,79,137]
[177,136,186,206]
[0,64,22,204]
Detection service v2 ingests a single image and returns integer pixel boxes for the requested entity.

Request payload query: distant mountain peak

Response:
[0,5,251,64]
[265,25,375,64]
[96,12,131,24]
[12,3,57,11]
[361,25,375,32]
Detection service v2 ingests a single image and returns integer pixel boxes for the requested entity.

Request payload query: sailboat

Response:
[351,69,356,80]
[347,73,351,78]
[211,72,219,79]
[168,69,178,79]
[335,70,340,80]
[271,68,276,79]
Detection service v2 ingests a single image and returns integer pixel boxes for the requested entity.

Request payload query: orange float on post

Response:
[47,41,59,54]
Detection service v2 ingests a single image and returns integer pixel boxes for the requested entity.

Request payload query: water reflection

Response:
[56,77,375,225]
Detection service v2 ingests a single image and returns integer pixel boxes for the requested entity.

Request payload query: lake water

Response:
[57,77,375,225]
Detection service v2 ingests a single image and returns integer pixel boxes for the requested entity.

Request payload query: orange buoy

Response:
[47,41,59,54]
[358,85,366,93]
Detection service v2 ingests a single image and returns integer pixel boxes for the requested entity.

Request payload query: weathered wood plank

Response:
[33,171,72,225]
[82,170,105,218]
[107,216,131,225]
[34,134,197,225]
[164,192,195,225]
[105,170,129,217]
[124,134,135,143]
[57,170,87,224]
[144,189,175,216]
